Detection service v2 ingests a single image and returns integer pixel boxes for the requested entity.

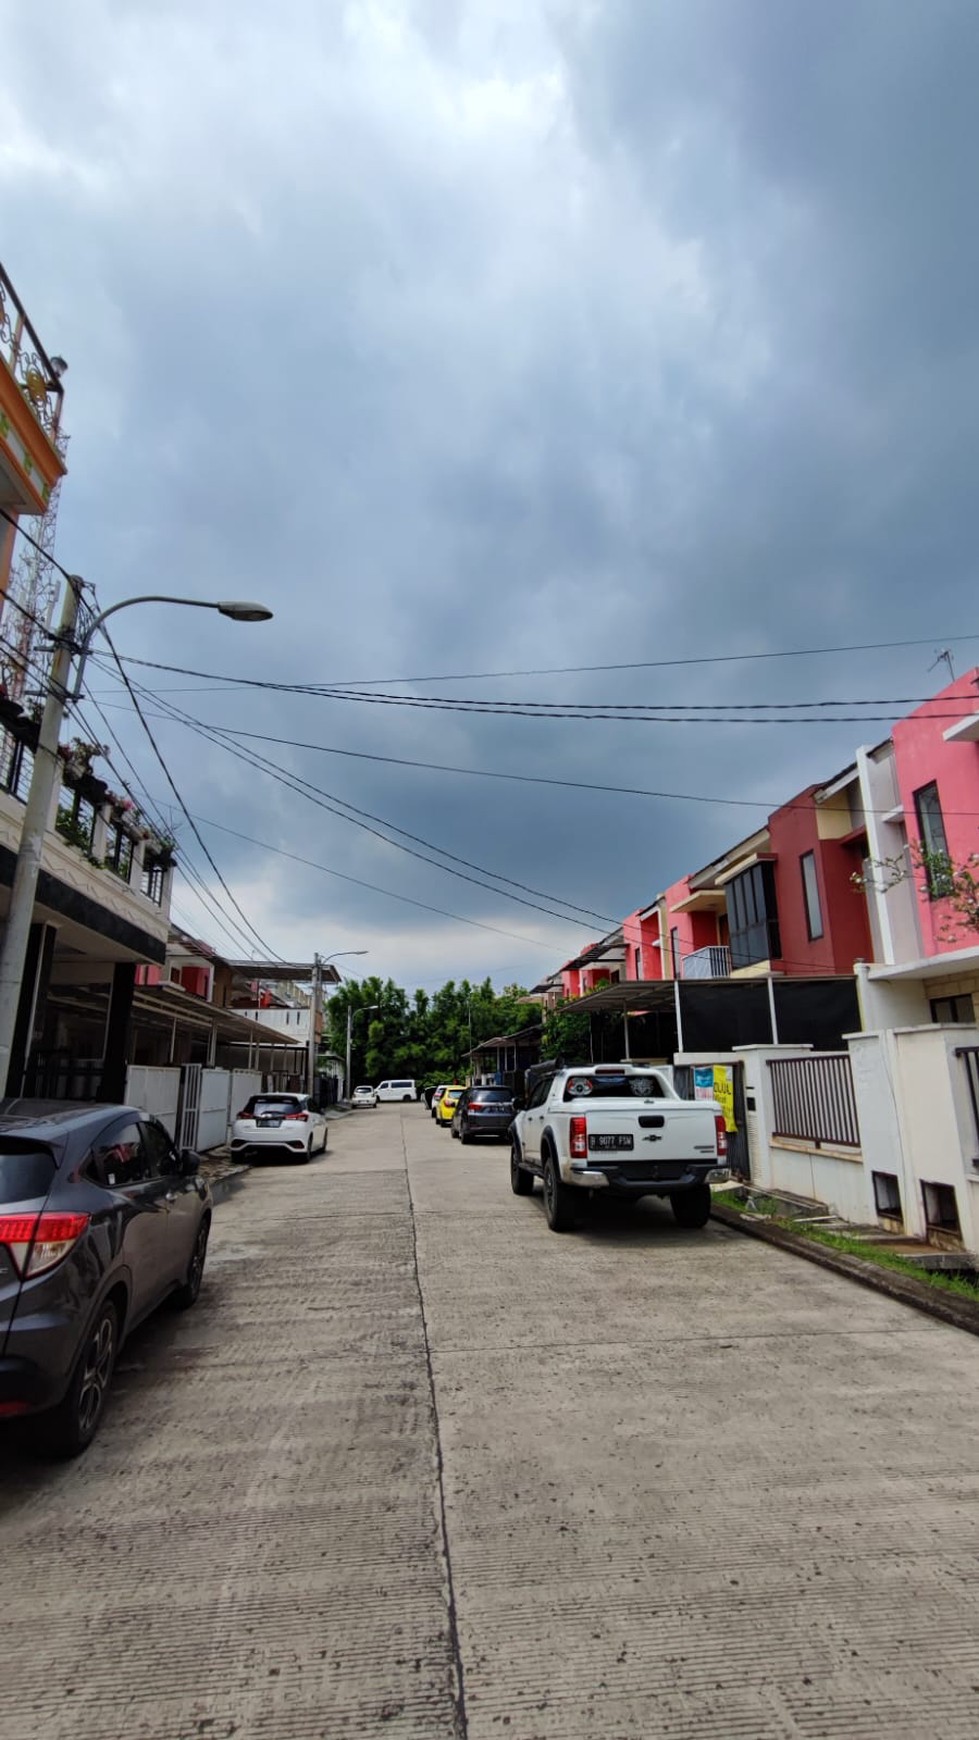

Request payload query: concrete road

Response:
[2,1105,979,1739]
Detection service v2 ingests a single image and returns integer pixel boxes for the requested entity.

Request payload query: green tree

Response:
[541,998,592,1066]
[324,974,536,1089]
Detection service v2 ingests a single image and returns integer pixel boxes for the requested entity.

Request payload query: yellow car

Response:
[436,1086,466,1126]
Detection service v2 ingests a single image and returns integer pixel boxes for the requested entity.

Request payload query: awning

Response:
[224,960,341,984]
[669,889,727,914]
[571,980,679,1015]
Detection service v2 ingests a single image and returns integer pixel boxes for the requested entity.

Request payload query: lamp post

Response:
[0,584,273,1094]
[309,949,367,1101]
[346,1001,378,1101]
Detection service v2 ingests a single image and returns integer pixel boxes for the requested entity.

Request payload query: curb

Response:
[711,1202,979,1340]
[208,1164,250,1206]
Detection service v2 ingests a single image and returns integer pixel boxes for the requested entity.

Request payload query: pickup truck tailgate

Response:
[575,1101,719,1161]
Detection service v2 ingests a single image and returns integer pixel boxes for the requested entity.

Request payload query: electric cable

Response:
[89,626,284,962]
[91,659,622,930]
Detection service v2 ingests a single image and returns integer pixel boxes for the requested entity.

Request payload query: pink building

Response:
[891,671,979,960]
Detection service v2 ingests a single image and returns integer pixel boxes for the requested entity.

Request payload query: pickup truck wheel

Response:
[671,1184,712,1229]
[510,1140,534,1196]
[542,1150,575,1232]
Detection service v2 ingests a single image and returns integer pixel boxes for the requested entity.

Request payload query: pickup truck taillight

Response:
[715,1114,727,1159]
[569,1115,588,1159]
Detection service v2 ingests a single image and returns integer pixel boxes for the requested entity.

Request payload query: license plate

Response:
[589,1133,634,1152]
[258,1118,281,1128]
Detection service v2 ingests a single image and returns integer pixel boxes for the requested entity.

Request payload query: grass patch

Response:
[713,1191,979,1303]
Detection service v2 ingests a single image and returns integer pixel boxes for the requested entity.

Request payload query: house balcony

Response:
[0,265,67,515]
[0,738,173,968]
[682,945,733,979]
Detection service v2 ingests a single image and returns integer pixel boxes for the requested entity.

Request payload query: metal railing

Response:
[955,1046,979,1167]
[0,263,64,439]
[682,944,732,979]
[769,1053,861,1149]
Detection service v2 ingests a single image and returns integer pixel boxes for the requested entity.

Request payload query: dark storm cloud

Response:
[2,2,978,986]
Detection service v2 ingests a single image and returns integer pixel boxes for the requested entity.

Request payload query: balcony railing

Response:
[0,264,64,440]
[682,944,732,980]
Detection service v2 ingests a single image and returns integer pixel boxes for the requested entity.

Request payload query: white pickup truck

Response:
[510,1063,727,1233]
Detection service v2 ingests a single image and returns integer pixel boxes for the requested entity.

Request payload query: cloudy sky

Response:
[3,0,979,992]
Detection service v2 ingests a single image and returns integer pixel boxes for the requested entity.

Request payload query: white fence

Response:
[125,1065,180,1138]
[125,1063,264,1152]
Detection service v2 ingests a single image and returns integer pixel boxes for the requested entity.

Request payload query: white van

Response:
[375,1079,417,1103]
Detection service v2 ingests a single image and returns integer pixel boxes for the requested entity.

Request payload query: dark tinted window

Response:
[0,1144,56,1204]
[470,1089,513,1103]
[562,1073,667,1101]
[527,1077,552,1109]
[243,1096,302,1115]
[141,1121,178,1178]
[87,1122,145,1188]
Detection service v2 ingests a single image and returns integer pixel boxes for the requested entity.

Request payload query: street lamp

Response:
[69,594,273,701]
[0,581,273,1093]
[346,1002,379,1101]
[309,950,368,1099]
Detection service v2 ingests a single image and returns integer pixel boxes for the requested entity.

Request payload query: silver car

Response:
[230,1092,328,1162]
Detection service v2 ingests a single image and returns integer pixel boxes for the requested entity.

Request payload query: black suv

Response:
[451,1086,518,1144]
[0,1101,211,1457]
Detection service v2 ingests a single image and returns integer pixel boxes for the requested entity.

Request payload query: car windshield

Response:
[355,1086,372,1093]
[562,1073,667,1102]
[243,1096,303,1115]
[470,1089,512,1103]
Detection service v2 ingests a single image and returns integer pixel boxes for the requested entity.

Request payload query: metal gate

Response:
[176,1062,202,1151]
[674,1060,750,1181]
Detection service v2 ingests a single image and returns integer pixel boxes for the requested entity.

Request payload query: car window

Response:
[87,1120,146,1188]
[243,1096,301,1116]
[471,1089,512,1103]
[562,1072,667,1101]
[527,1077,552,1109]
[140,1120,178,1179]
[0,1144,56,1204]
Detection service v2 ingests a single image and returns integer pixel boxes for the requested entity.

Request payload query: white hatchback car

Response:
[351,1085,378,1108]
[231,1092,328,1162]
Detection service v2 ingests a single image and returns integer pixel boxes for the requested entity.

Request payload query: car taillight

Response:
[285,1111,307,1122]
[236,1108,250,1120]
[715,1114,727,1159]
[569,1115,588,1159]
[0,1211,90,1278]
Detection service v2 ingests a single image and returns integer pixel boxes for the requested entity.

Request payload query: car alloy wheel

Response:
[173,1216,210,1310]
[76,1308,116,1440]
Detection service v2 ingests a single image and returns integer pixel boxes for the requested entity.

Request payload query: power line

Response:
[91,628,284,963]
[182,815,563,951]
[113,632,979,691]
[90,657,622,930]
[88,690,979,822]
[70,694,271,960]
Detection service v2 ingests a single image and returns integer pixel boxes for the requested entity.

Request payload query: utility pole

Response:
[345,1000,353,1103]
[307,951,322,1102]
[0,574,81,1094]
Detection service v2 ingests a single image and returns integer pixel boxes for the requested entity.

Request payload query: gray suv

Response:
[0,1101,211,1457]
